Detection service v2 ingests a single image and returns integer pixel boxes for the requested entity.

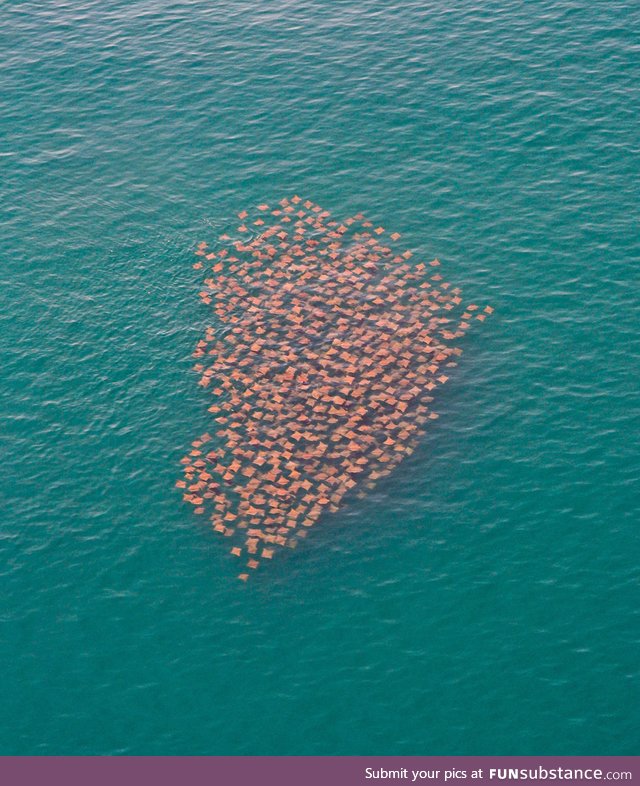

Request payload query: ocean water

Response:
[1,0,638,756]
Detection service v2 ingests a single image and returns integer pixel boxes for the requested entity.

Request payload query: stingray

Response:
[178,197,492,579]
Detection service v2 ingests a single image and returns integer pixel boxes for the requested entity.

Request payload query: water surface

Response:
[1,0,638,755]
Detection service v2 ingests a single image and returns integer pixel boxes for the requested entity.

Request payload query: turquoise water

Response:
[1,0,639,755]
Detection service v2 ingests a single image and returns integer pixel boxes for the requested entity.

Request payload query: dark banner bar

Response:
[1,756,637,786]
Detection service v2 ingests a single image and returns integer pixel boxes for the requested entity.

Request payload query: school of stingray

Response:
[177,197,492,581]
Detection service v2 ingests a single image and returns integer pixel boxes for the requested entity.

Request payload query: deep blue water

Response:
[1,0,638,755]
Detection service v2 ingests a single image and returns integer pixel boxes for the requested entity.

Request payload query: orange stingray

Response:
[180,198,492,579]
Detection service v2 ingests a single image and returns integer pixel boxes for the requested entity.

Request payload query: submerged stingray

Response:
[178,197,492,579]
